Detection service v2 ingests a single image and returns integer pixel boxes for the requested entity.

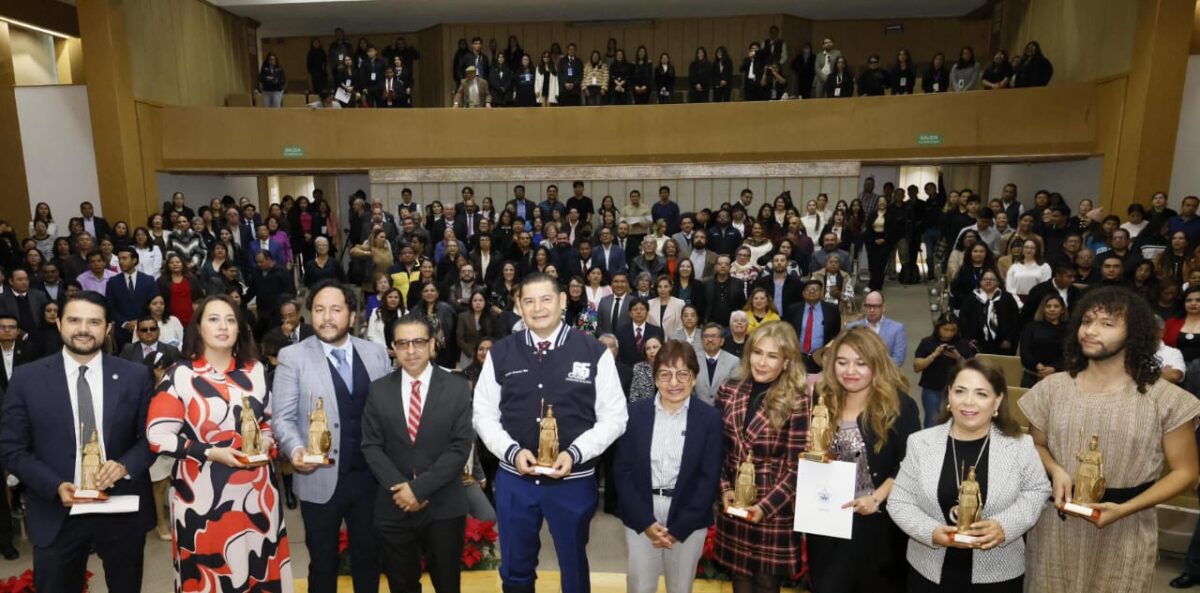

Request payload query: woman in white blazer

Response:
[888,359,1050,592]
[647,275,686,336]
[534,51,559,106]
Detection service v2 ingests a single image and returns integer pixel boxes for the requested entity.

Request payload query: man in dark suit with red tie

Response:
[785,280,841,377]
[362,316,475,593]
[0,292,156,592]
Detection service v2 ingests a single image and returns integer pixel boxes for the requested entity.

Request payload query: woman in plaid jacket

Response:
[712,321,811,591]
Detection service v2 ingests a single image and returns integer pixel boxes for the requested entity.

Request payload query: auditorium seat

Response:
[225,93,255,107]
[977,353,1024,389]
[281,94,308,108]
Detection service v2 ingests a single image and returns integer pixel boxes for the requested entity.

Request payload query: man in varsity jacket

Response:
[473,273,628,593]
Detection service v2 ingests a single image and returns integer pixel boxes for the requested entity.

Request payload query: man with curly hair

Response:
[1019,287,1200,593]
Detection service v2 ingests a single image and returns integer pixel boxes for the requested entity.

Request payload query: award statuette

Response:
[803,397,832,463]
[74,428,108,501]
[950,465,982,544]
[1061,433,1105,521]
[235,396,270,466]
[726,452,758,520]
[462,444,477,486]
[533,400,559,476]
[301,397,335,466]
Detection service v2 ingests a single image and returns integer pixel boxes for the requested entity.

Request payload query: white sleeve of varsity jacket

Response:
[565,349,629,465]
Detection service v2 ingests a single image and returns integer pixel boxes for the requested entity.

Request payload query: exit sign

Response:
[282,145,305,158]
[916,133,943,146]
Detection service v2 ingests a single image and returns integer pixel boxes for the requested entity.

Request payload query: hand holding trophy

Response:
[533,400,559,476]
[234,396,270,467]
[301,396,335,466]
[73,428,108,501]
[1061,433,1105,521]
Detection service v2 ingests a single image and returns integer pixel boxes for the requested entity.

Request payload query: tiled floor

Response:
[0,281,1195,592]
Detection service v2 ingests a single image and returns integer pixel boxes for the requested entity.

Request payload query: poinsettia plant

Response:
[0,569,92,592]
[336,517,499,574]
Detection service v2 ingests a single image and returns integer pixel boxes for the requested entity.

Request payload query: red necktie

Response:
[538,340,550,361]
[635,327,643,350]
[802,306,815,352]
[408,379,422,443]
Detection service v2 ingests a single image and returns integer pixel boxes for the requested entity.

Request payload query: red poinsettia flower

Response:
[701,525,717,560]
[461,543,483,568]
[338,528,349,554]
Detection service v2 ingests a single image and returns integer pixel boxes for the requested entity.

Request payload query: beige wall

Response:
[10,26,56,85]
[808,17,991,67]
[123,0,254,106]
[1002,0,1138,83]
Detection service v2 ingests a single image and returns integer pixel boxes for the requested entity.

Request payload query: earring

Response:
[992,410,999,417]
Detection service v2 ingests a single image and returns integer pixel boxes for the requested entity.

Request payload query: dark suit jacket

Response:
[597,292,633,335]
[361,366,474,522]
[118,341,181,368]
[453,213,484,241]
[0,353,156,546]
[615,321,665,366]
[0,290,50,335]
[83,216,112,242]
[470,251,503,286]
[593,243,627,275]
[504,198,538,221]
[106,272,158,343]
[1022,280,1081,324]
[701,277,746,327]
[263,323,315,347]
[614,395,722,540]
[0,336,39,395]
[753,274,803,313]
[246,268,296,326]
[784,301,841,372]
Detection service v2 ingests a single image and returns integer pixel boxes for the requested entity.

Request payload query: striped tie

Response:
[408,379,422,443]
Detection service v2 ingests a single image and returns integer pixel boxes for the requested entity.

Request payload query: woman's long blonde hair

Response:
[817,327,908,453]
[730,321,808,430]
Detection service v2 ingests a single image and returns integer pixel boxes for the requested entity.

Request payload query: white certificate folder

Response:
[793,459,856,540]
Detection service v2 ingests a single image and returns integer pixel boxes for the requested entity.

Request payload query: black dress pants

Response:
[378,514,466,593]
[300,468,381,593]
[33,513,145,593]
[807,512,902,593]
[867,240,891,291]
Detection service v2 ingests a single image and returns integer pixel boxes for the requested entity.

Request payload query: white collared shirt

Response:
[126,272,137,291]
[62,350,107,484]
[401,363,434,428]
[2,345,13,381]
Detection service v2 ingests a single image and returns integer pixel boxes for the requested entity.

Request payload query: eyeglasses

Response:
[393,337,432,350]
[138,327,159,333]
[655,370,694,383]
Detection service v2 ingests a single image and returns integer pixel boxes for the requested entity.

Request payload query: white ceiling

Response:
[207,0,987,37]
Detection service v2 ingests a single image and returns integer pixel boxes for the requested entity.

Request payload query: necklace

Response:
[948,424,990,524]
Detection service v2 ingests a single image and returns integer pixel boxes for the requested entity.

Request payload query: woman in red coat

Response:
[713,320,810,592]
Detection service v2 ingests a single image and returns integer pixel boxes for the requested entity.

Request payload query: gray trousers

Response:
[624,494,707,593]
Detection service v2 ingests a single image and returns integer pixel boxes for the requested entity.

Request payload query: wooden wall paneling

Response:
[710,178,731,208]
[800,177,823,203]
[818,177,840,202]
[839,177,859,204]
[0,23,30,233]
[675,178,695,210]
[746,178,768,204]
[764,178,785,201]
[693,179,713,211]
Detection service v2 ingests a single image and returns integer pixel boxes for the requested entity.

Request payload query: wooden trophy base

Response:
[949,530,980,545]
[1061,502,1102,521]
[301,454,335,466]
[532,465,556,476]
[235,452,270,467]
[802,451,830,463]
[72,489,108,502]
[725,506,756,520]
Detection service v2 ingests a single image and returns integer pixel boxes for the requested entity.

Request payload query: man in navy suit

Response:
[0,292,156,592]
[248,223,287,269]
[106,247,157,344]
[785,280,842,376]
[594,227,627,276]
[616,298,665,366]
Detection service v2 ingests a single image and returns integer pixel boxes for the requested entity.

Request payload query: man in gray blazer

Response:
[271,280,393,593]
[597,272,633,335]
[363,315,475,593]
[693,323,740,405]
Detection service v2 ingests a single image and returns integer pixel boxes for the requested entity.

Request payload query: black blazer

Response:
[0,353,156,546]
[861,392,921,493]
[0,335,39,395]
[753,274,803,313]
[361,366,474,522]
[615,321,665,366]
[118,341,181,367]
[614,395,723,540]
[784,301,841,372]
[865,205,906,246]
[824,70,855,98]
[1022,280,1080,324]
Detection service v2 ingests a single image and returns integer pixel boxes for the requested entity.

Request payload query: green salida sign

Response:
[916,133,943,146]
[282,145,305,158]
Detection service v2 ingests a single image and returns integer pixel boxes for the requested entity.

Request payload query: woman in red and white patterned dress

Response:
[148,295,294,593]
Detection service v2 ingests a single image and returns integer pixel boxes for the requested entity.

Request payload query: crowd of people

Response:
[0,177,1197,593]
[264,26,1054,108]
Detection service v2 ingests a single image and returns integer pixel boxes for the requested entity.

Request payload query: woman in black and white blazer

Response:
[888,359,1050,592]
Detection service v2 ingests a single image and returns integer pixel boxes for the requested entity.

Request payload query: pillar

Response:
[76,0,151,226]
[0,22,31,232]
